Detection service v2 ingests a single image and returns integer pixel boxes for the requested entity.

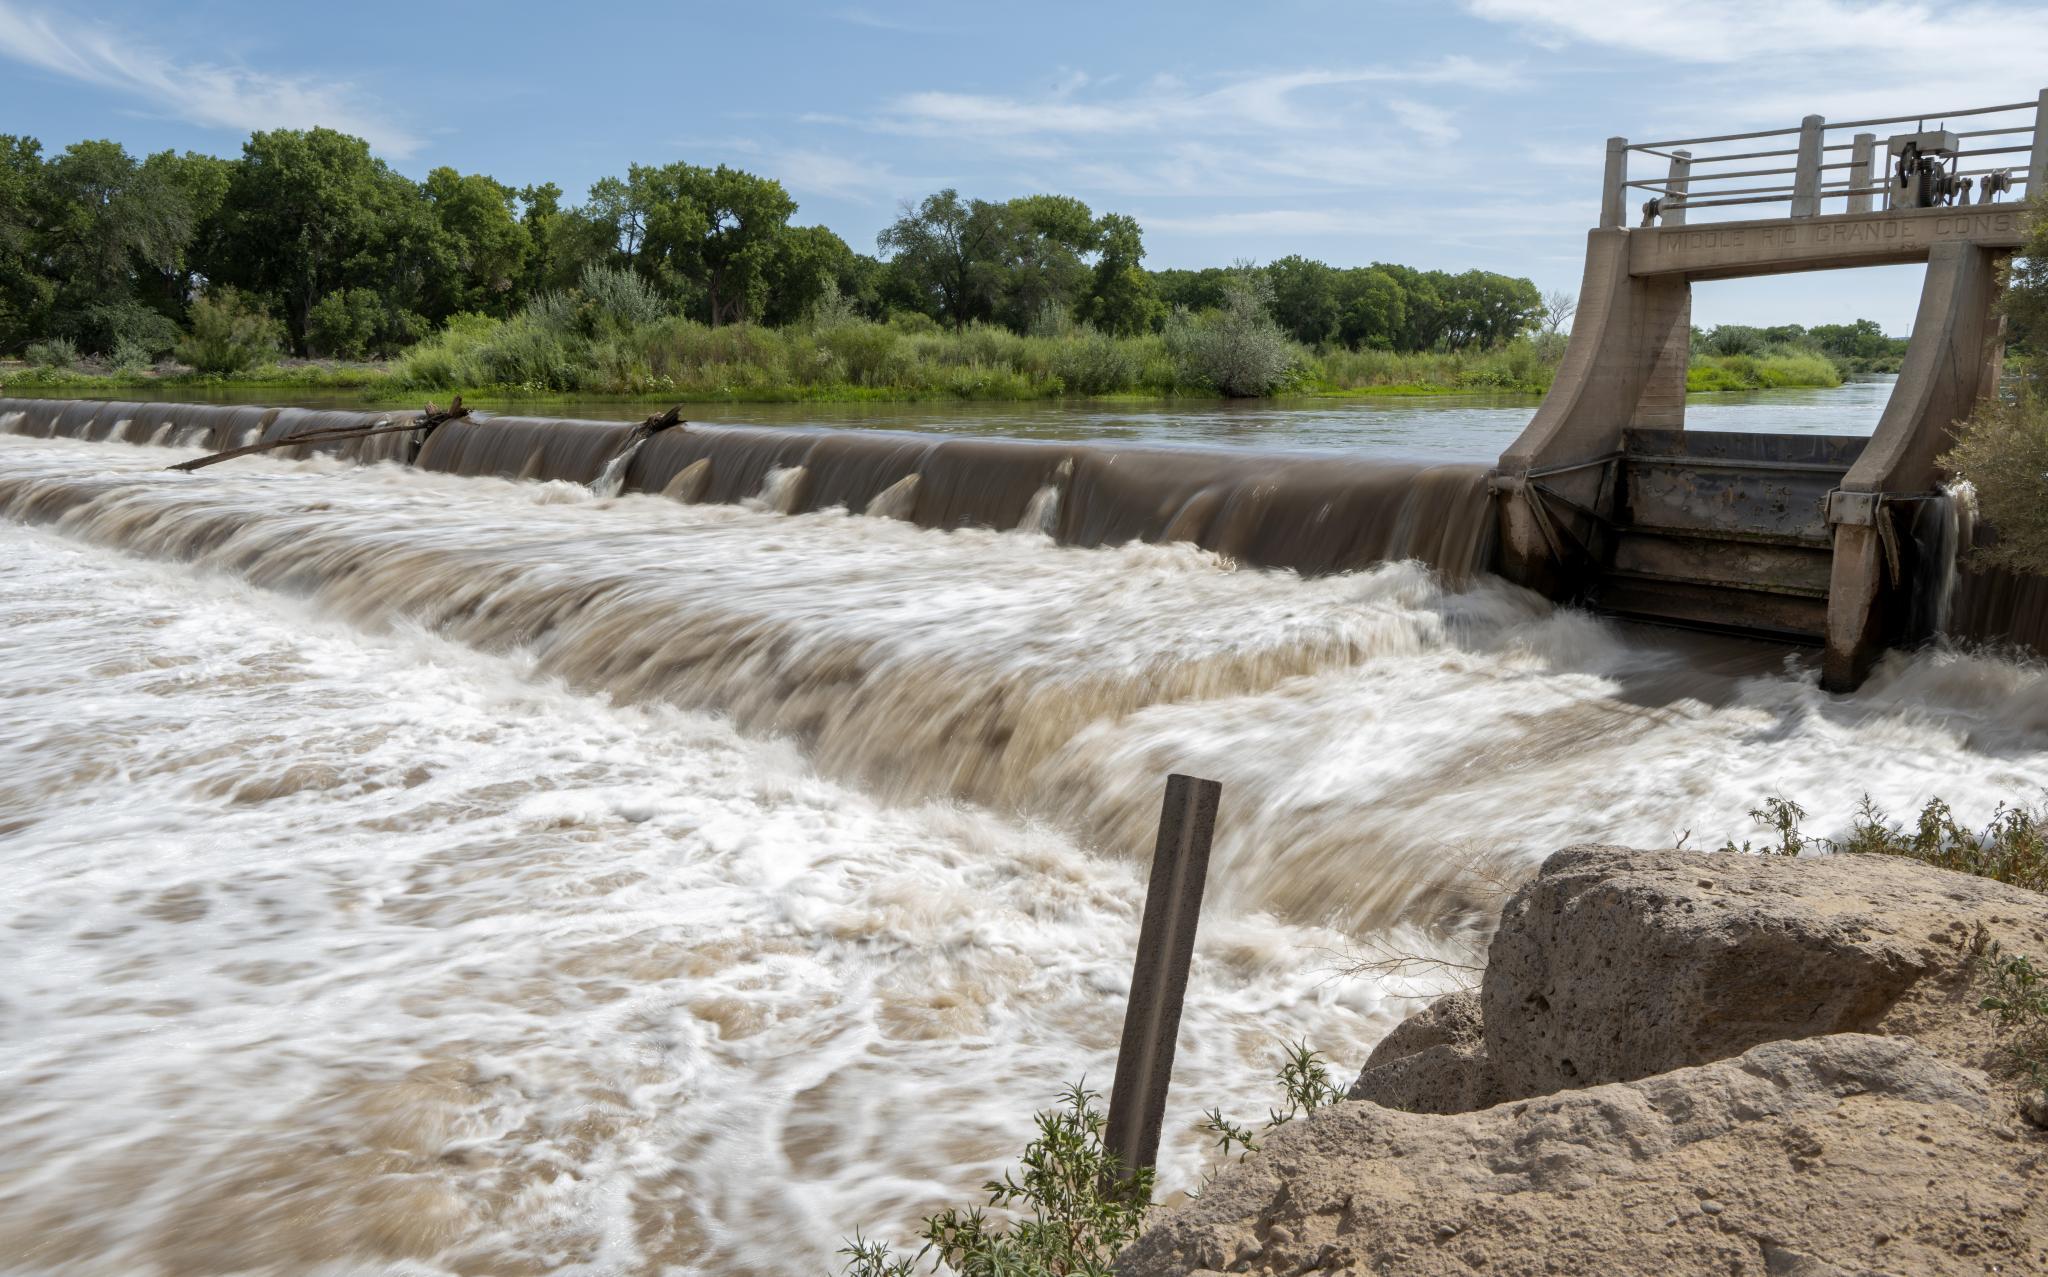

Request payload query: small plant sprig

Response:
[1721,796,1819,857]
[1267,1039,1347,1126]
[841,1082,1153,1277]
[1719,792,2048,890]
[1193,1039,1347,1195]
[838,1234,916,1277]
[1979,944,2048,1104]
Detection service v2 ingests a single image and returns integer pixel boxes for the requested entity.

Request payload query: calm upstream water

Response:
[4,379,2045,1276]
[13,376,1899,459]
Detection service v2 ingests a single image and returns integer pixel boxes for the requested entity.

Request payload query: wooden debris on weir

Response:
[166,397,470,473]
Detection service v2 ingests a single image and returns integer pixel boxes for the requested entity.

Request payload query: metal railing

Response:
[1600,91,2047,229]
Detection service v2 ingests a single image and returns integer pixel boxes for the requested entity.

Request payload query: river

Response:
[9,376,1898,458]
[1,381,2043,1276]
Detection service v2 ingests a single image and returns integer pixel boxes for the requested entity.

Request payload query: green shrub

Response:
[1979,947,2048,1098]
[176,289,283,375]
[577,262,671,332]
[24,336,77,369]
[1686,352,1841,392]
[477,315,578,391]
[807,281,863,331]
[76,300,181,360]
[1050,328,1139,395]
[843,1044,1350,1277]
[1943,390,2048,576]
[842,1083,1152,1277]
[306,288,386,359]
[1167,277,1304,398]
[888,310,944,336]
[110,337,153,372]
[1723,792,2048,893]
[390,313,502,390]
[818,323,902,385]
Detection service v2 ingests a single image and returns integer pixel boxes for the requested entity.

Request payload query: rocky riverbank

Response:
[1122,847,2048,1276]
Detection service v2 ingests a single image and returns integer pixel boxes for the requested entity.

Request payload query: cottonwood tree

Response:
[1540,289,1577,335]
[631,162,798,326]
[994,193,1099,331]
[1337,267,1406,349]
[201,128,437,352]
[1082,212,1163,336]
[422,167,532,318]
[0,135,50,348]
[877,189,1008,330]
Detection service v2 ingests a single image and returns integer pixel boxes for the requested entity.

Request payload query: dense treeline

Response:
[0,125,1548,371]
[1692,318,1910,373]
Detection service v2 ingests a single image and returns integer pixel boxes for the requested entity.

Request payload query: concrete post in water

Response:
[1791,116,1825,218]
[1848,133,1877,214]
[1600,138,1628,230]
[2031,88,2048,201]
[1104,773,1221,1187]
[1662,150,1692,226]
[1822,241,2004,691]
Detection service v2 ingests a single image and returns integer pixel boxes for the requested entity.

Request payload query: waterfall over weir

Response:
[0,397,1498,581]
[7,398,2048,1276]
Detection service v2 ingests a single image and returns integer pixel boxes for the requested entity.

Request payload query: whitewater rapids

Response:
[1,431,2045,1276]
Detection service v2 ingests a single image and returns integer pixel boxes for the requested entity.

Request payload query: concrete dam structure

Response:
[1494,92,2045,689]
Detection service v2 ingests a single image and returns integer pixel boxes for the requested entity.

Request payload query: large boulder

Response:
[1347,991,1493,1114]
[1123,1035,2040,1277]
[1479,846,2048,1100]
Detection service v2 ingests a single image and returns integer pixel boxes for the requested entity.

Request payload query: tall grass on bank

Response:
[1,317,1851,402]
[1686,350,1844,392]
[383,299,1580,401]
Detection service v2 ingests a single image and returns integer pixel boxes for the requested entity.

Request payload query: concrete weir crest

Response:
[1491,93,2042,689]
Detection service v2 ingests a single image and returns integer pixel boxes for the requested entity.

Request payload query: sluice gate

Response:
[1582,428,1866,643]
[1494,92,2045,688]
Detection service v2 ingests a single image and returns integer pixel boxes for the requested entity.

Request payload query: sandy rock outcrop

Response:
[1135,848,2048,1275]
[1346,991,1493,1115]
[1482,846,2047,1100]
[1123,1034,2039,1277]
[1355,846,2048,1112]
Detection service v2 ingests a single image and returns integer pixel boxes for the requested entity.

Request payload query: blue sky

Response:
[3,0,2043,333]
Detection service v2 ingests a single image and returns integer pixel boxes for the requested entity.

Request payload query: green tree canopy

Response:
[423,167,531,318]
[200,127,432,352]
[1082,212,1163,336]
[1336,267,1406,350]
[631,162,797,326]
[0,135,52,348]
[877,188,1009,330]
[1266,255,1341,345]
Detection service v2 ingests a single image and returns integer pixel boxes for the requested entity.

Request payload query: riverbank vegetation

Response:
[1944,195,2047,575]
[1,124,1879,402]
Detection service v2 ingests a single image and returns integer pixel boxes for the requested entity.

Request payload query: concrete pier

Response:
[1492,97,2037,688]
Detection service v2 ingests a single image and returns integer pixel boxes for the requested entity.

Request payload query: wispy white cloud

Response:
[1138,209,1380,237]
[1387,99,1460,147]
[1466,0,2048,125]
[834,7,953,34]
[815,56,1521,205]
[769,147,927,203]
[0,1,422,157]
[874,57,1510,143]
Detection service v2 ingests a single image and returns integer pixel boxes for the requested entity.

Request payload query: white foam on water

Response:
[862,473,919,521]
[1,431,2045,1274]
[590,438,646,498]
[744,465,808,515]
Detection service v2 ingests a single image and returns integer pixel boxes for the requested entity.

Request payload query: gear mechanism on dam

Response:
[1491,91,2045,690]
